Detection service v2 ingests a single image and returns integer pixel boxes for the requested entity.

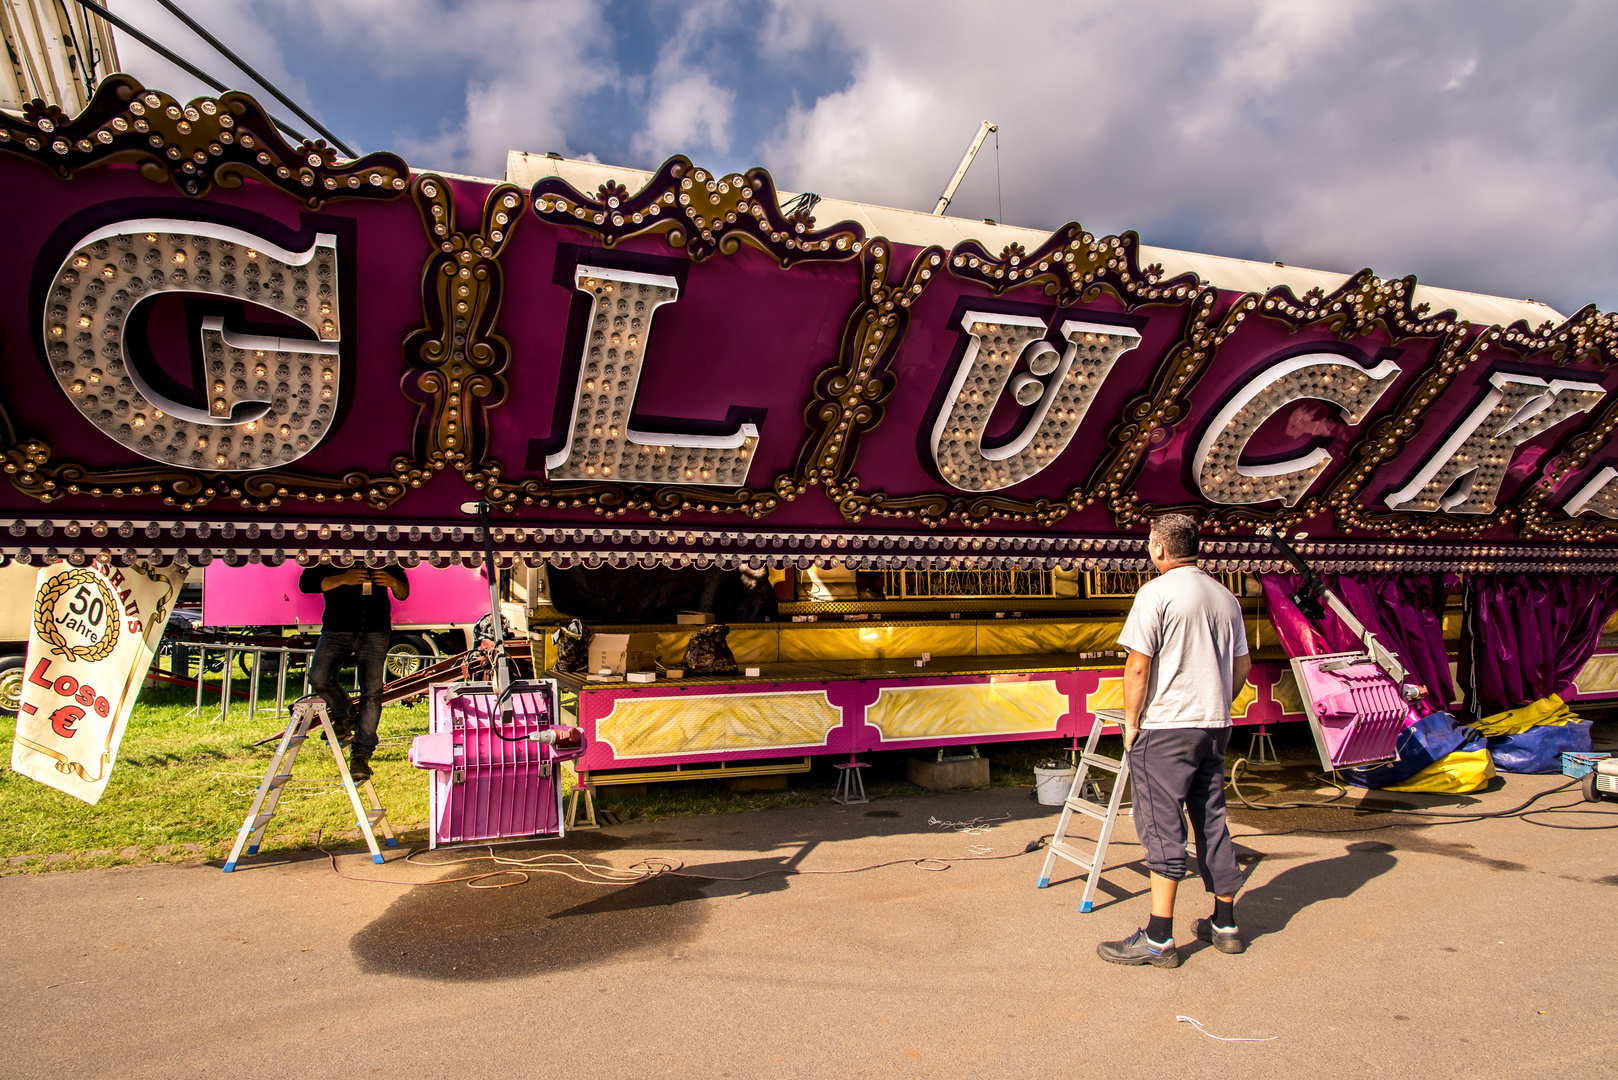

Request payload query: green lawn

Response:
[0,680,436,872]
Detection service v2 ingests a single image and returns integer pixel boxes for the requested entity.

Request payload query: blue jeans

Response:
[308,630,390,755]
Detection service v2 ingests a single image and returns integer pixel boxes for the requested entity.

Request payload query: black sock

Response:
[1147,914,1174,943]
[1213,898,1235,929]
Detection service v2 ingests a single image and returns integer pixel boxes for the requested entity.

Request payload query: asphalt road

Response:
[1,770,1613,1080]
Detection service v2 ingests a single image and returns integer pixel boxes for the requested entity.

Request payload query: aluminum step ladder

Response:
[223,698,396,872]
[1036,709,1131,911]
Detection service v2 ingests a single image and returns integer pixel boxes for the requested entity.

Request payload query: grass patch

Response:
[0,682,434,873]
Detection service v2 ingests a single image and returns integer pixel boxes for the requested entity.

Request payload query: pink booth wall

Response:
[202,563,492,627]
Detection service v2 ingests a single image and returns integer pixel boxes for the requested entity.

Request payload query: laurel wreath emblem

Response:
[34,568,119,663]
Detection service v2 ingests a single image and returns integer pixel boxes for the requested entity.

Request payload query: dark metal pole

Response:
[65,0,310,144]
[152,0,356,157]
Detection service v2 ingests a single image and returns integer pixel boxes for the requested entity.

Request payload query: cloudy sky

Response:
[105,0,1618,316]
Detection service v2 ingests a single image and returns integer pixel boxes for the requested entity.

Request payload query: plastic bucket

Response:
[1034,765,1077,806]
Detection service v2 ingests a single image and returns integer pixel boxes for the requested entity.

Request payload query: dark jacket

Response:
[297,564,403,633]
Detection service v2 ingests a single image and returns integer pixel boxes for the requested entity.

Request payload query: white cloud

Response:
[632,72,736,160]
[108,0,613,175]
[101,0,1618,313]
[628,0,742,162]
[757,0,1618,313]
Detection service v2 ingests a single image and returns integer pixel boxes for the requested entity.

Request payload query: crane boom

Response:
[932,120,997,216]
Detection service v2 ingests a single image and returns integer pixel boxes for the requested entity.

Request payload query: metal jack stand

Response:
[833,755,869,805]
[567,782,599,830]
[1246,723,1280,769]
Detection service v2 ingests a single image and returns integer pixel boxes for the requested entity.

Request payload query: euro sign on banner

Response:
[10,561,187,805]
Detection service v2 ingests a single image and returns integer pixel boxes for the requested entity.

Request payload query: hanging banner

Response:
[10,561,187,805]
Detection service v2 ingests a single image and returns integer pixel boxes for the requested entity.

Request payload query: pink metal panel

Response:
[574,661,1303,771]
[1292,655,1419,769]
[412,681,580,847]
[201,562,493,626]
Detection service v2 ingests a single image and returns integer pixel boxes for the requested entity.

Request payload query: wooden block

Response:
[724,774,789,792]
[906,755,991,791]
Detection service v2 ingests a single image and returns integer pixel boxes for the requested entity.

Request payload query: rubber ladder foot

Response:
[1079,901,1093,913]
[246,845,258,855]
[371,854,385,865]
[385,838,398,848]
[1036,877,1050,888]
[222,863,236,873]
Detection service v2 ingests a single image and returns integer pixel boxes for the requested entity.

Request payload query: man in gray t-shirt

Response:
[1097,513,1251,969]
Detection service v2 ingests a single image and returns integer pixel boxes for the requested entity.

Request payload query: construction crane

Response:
[932,120,998,216]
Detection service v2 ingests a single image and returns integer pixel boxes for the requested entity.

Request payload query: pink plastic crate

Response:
[1290,653,1420,771]
[410,680,583,848]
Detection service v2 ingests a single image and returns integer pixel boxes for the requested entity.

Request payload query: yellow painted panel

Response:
[1271,669,1304,715]
[596,690,841,760]
[656,628,779,665]
[1088,677,1124,712]
[1231,680,1258,718]
[778,624,977,661]
[976,621,1121,656]
[656,630,693,666]
[866,680,1067,741]
[1245,617,1276,652]
[727,627,780,663]
[1576,653,1618,696]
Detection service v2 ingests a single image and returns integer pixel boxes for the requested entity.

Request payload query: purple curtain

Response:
[1461,574,1618,716]
[1261,572,1457,714]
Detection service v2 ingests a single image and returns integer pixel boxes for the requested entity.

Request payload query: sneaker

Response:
[1097,927,1181,968]
[1193,918,1246,954]
[348,752,373,784]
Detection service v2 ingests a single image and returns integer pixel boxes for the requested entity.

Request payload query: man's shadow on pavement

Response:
[1236,840,1397,940]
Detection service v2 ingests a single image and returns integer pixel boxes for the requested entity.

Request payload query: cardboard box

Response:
[588,633,660,675]
[676,611,716,625]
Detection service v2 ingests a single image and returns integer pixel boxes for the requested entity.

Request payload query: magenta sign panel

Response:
[3,78,1618,578]
[200,562,490,626]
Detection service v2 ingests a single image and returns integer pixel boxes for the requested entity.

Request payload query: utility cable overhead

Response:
[65,0,310,145]
[152,0,355,158]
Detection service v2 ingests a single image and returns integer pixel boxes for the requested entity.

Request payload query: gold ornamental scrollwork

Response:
[33,567,119,662]
[0,74,409,205]
[395,175,523,492]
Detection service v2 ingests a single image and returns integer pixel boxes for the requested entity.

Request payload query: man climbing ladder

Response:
[1097,513,1250,969]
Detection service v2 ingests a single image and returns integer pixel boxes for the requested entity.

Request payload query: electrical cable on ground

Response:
[1228,760,1616,834]
[1176,1015,1278,1043]
[316,834,1051,891]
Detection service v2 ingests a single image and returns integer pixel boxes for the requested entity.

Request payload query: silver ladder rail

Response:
[223,697,396,872]
[1036,708,1132,913]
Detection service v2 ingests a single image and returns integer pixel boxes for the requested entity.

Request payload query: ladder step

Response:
[267,773,293,788]
[1081,751,1123,772]
[287,735,307,746]
[1047,840,1096,870]
[1064,797,1109,819]
[363,809,386,823]
[251,813,274,830]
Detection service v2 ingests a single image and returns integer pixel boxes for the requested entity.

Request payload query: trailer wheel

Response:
[385,634,434,681]
[1586,771,1604,803]
[0,655,23,716]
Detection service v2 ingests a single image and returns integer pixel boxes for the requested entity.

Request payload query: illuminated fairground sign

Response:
[5,76,1618,576]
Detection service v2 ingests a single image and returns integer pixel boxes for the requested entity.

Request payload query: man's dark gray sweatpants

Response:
[1127,727,1243,896]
